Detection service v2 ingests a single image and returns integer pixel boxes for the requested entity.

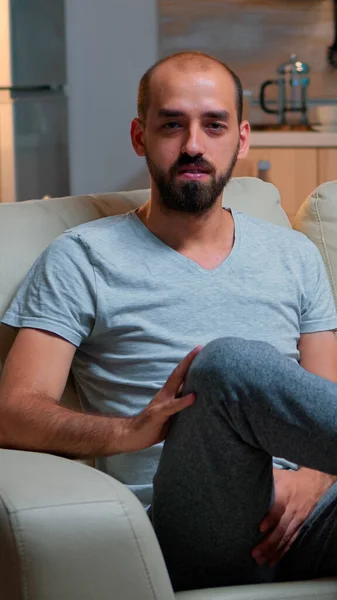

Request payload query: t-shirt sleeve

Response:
[1,232,96,347]
[300,242,337,334]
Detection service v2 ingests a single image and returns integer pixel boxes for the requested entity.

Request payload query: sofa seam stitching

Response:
[313,191,337,306]
[7,498,119,515]
[9,511,30,600]
[118,498,158,600]
[0,494,27,599]
[3,493,157,599]
[80,460,167,598]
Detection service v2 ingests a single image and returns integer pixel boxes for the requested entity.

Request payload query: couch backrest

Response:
[0,177,288,407]
[293,180,337,309]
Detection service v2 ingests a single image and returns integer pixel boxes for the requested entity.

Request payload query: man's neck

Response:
[136,195,233,254]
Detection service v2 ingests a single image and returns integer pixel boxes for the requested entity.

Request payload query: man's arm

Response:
[0,327,200,457]
[253,330,337,566]
[298,330,337,381]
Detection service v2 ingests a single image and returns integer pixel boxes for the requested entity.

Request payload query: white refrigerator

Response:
[0,0,69,202]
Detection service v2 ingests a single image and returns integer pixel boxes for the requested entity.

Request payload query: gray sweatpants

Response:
[150,337,337,591]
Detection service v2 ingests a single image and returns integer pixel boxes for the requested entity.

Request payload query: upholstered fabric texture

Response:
[293,180,337,310]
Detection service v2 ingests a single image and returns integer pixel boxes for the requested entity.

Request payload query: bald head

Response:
[137,52,243,125]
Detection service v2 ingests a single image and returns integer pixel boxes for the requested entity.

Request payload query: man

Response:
[1,51,337,591]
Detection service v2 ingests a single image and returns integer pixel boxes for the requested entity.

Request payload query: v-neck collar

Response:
[127,208,241,276]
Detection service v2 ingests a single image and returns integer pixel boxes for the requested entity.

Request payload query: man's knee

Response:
[184,336,278,394]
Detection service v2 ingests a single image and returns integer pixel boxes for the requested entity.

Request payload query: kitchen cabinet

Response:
[318,149,337,183]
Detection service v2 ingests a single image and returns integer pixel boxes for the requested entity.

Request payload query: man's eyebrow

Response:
[156,109,230,120]
[202,110,230,120]
[157,109,186,118]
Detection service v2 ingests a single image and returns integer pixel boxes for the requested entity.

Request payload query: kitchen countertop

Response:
[250,131,337,147]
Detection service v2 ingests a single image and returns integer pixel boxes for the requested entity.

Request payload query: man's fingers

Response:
[164,346,203,395]
[177,382,184,397]
[260,501,286,533]
[268,528,300,567]
[148,346,202,423]
[259,514,279,534]
[154,392,196,417]
[253,514,298,565]
[252,524,286,565]
[268,516,301,559]
[282,528,300,555]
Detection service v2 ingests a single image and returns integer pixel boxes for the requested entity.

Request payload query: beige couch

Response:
[1,177,337,600]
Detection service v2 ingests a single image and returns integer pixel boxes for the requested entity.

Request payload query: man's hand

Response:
[252,467,336,567]
[120,345,202,453]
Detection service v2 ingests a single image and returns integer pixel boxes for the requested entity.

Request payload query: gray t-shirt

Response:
[3,209,337,506]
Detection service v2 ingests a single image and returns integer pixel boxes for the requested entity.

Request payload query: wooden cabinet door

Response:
[318,149,337,184]
[233,148,318,223]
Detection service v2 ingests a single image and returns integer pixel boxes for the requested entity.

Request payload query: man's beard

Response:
[145,144,240,214]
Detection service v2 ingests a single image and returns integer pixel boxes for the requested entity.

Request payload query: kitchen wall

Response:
[160,0,336,103]
[65,0,158,195]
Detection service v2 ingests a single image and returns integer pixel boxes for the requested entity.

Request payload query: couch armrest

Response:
[175,579,337,600]
[0,449,175,600]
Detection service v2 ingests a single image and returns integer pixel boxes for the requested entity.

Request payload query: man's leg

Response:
[150,337,337,591]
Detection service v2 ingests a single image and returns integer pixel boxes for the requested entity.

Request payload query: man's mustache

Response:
[170,154,215,176]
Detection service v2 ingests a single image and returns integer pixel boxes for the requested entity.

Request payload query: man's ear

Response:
[130,118,146,157]
[237,120,250,160]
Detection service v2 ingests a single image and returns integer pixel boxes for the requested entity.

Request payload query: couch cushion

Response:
[293,181,337,309]
[0,449,176,600]
[223,177,290,227]
[175,578,337,599]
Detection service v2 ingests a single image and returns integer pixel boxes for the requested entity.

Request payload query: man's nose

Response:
[181,125,205,157]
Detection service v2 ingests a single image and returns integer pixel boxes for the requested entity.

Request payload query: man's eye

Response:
[207,122,226,131]
[163,122,181,129]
